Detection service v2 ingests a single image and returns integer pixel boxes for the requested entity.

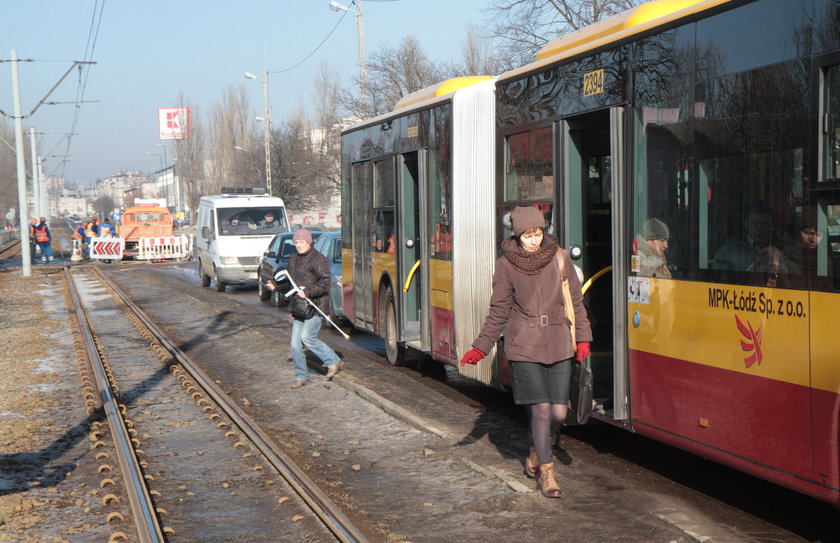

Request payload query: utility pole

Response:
[260,65,272,196]
[30,127,40,220]
[11,50,32,276]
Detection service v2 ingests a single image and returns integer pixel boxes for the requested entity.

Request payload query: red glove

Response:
[460,348,486,366]
[575,341,590,361]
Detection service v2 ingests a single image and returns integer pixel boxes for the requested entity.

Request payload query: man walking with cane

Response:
[280,229,344,389]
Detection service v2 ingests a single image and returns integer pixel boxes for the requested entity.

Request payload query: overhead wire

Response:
[53,0,105,179]
[272,3,351,74]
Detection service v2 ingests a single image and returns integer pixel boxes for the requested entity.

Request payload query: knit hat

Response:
[642,218,670,240]
[293,229,312,243]
[510,206,545,236]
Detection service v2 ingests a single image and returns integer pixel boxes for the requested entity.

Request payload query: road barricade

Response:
[137,235,192,261]
[90,237,125,261]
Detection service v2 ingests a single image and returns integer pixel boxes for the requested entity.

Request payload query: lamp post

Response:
[245,67,272,195]
[329,0,366,107]
[156,143,168,168]
[145,152,167,204]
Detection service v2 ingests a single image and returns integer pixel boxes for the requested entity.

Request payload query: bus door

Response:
[351,162,374,327]
[560,107,629,421]
[397,151,430,352]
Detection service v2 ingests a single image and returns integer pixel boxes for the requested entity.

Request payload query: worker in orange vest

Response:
[33,217,53,263]
[28,217,38,261]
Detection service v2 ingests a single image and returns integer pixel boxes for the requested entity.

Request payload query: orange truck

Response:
[101,202,192,261]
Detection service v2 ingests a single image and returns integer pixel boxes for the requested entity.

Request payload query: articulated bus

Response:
[341,0,840,504]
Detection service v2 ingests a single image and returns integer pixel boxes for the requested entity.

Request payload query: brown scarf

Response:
[503,233,560,275]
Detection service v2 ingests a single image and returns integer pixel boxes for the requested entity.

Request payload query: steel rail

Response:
[92,266,373,543]
[64,267,166,543]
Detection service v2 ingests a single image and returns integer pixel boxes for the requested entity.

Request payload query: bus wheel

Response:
[258,279,270,301]
[214,267,226,292]
[384,287,407,366]
[199,260,211,287]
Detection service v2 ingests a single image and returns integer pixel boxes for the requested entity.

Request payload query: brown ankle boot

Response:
[524,445,539,478]
[537,463,562,498]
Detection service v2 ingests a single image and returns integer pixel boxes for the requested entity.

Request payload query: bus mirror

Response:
[405,238,415,248]
[569,245,583,260]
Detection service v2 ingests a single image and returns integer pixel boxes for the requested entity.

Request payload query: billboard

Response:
[158,107,191,140]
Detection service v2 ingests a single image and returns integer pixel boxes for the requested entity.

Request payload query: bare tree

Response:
[489,0,644,65]
[462,24,509,75]
[341,35,455,118]
[206,86,258,192]
[171,93,206,217]
[311,62,342,192]
[0,121,19,226]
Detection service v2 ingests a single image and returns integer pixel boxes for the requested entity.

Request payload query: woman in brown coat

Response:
[460,206,592,498]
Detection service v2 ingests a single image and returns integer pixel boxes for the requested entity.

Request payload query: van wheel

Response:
[384,287,407,366]
[214,267,226,292]
[199,260,211,287]
[258,279,271,301]
[273,289,288,308]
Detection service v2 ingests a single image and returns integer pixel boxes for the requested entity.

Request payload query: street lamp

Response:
[329,0,366,107]
[245,67,272,196]
[145,152,163,169]
[156,143,168,168]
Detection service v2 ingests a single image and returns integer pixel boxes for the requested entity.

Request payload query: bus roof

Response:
[393,76,494,110]
[499,0,731,83]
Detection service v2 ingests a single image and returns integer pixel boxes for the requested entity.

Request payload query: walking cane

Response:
[274,270,350,340]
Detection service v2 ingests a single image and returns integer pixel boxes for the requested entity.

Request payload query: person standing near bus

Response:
[460,206,592,498]
[284,229,344,389]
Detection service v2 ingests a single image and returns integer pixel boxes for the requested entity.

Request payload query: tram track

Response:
[63,264,373,543]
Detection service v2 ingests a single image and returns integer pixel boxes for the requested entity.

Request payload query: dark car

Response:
[312,231,344,321]
[257,231,323,307]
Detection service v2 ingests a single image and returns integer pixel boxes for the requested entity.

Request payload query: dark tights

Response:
[529,402,569,464]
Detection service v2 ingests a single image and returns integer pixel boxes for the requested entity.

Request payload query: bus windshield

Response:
[217,207,287,236]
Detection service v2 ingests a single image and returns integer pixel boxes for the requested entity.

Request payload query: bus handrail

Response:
[581,266,612,295]
[403,260,421,293]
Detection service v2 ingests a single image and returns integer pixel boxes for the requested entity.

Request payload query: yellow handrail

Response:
[581,266,612,295]
[403,260,421,293]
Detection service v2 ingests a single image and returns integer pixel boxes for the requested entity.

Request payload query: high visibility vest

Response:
[72,228,84,241]
[85,224,97,237]
[34,225,49,243]
[100,225,113,237]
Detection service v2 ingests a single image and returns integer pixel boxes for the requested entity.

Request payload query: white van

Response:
[195,188,289,291]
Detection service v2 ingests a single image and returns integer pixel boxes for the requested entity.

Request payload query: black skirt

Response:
[509,359,572,405]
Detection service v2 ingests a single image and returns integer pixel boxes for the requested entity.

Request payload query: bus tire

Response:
[258,279,271,301]
[214,267,226,292]
[199,260,211,287]
[384,287,407,366]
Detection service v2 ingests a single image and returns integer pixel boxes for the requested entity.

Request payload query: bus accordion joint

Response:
[581,266,612,295]
[403,260,422,293]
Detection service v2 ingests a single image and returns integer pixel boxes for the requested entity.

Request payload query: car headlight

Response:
[220,256,239,265]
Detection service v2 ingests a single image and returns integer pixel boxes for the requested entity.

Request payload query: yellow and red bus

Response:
[341,0,840,504]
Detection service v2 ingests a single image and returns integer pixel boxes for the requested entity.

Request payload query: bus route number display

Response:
[583,69,605,97]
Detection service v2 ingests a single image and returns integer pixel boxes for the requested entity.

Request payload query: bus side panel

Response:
[429,258,455,363]
[342,248,355,322]
[630,350,813,479]
[372,252,397,329]
[810,291,840,500]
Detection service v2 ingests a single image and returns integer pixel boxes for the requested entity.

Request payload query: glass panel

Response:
[374,159,395,207]
[504,126,554,201]
[373,210,395,253]
[217,207,286,236]
[825,65,840,181]
[696,61,809,288]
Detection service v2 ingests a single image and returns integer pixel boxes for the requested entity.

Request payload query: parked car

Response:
[312,231,344,322]
[257,231,323,307]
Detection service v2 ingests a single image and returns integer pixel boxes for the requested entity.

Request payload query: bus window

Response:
[504,126,553,201]
[824,65,840,182]
[374,159,395,253]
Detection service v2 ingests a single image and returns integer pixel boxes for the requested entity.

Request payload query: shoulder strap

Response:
[556,248,568,281]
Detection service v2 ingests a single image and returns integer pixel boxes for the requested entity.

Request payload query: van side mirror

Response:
[201,226,211,240]
[266,251,277,258]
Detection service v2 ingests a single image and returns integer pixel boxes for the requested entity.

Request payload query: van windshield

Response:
[217,207,287,236]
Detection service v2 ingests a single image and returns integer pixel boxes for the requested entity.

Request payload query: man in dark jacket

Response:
[281,229,344,388]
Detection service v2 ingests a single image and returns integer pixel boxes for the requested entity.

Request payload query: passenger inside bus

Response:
[637,218,672,278]
[712,205,774,272]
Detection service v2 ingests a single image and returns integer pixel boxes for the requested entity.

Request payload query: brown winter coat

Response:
[472,237,592,363]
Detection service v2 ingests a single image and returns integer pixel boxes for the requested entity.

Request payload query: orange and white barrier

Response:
[137,235,192,261]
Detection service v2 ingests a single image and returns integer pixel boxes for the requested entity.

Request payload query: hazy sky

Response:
[3,0,495,186]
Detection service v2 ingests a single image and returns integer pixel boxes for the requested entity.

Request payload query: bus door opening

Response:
[562,108,628,420]
[397,151,429,351]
